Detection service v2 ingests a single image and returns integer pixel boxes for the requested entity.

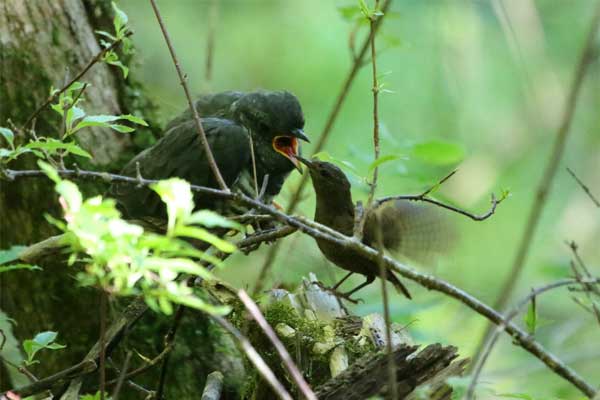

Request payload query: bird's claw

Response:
[314,281,363,304]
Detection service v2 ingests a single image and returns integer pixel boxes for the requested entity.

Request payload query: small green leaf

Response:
[186,210,243,231]
[106,59,129,78]
[112,2,129,35]
[38,160,61,183]
[174,226,237,253]
[411,140,465,166]
[95,30,117,41]
[26,139,92,159]
[0,246,26,264]
[337,5,361,21]
[144,257,214,280]
[120,114,148,126]
[151,178,195,233]
[109,124,134,133]
[524,293,537,335]
[0,127,14,148]
[56,181,83,213]
[0,264,42,273]
[368,154,403,171]
[23,331,66,365]
[172,293,231,315]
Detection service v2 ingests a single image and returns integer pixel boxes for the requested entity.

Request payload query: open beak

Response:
[272,130,309,173]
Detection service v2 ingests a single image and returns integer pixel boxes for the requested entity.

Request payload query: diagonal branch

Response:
[4,167,597,398]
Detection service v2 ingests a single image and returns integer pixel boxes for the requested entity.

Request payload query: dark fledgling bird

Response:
[298,157,452,299]
[109,90,309,221]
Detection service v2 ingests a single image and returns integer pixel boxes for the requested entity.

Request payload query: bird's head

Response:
[296,157,352,195]
[231,90,308,173]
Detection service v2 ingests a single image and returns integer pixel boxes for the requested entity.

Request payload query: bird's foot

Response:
[314,282,363,304]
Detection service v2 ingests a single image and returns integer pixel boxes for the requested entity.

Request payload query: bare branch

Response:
[567,167,600,207]
[201,371,224,400]
[4,168,597,398]
[148,0,228,191]
[474,0,600,366]
[467,277,600,399]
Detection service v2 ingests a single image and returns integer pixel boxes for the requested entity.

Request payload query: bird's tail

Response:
[387,271,412,299]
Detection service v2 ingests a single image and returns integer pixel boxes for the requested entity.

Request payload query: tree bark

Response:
[0,0,135,389]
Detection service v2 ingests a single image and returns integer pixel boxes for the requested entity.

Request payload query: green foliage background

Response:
[121,1,599,398]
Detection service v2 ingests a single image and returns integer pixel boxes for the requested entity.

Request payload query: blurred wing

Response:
[109,117,250,220]
[363,200,456,266]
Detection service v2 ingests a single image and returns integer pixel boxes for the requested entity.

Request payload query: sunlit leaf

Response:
[26,139,92,158]
[151,178,194,233]
[38,160,61,183]
[186,210,243,231]
[174,226,236,253]
[112,2,129,35]
[23,331,66,365]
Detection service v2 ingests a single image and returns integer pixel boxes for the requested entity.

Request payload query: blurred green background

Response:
[121,0,599,398]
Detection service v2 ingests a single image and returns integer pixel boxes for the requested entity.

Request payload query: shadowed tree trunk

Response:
[0,0,138,388]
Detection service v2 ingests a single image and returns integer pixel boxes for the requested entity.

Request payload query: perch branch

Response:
[4,168,597,398]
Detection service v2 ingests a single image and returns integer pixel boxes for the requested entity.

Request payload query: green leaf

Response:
[66,106,86,132]
[0,245,26,264]
[26,139,92,159]
[106,59,129,78]
[56,181,83,213]
[144,257,214,280]
[368,154,403,172]
[411,140,465,166]
[151,178,194,233]
[186,210,243,231]
[120,114,148,126]
[112,2,129,35]
[23,331,66,365]
[172,293,231,316]
[174,226,237,253]
[0,127,14,148]
[108,124,134,133]
[524,294,537,335]
[0,263,42,273]
[338,5,362,21]
[96,30,117,42]
[38,160,61,183]
[497,393,535,400]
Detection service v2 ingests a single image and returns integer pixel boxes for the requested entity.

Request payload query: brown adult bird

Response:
[298,157,452,299]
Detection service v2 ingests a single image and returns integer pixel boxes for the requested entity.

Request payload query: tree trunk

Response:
[0,0,135,388]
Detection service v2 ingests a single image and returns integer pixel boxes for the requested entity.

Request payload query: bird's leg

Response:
[343,275,376,298]
[332,271,354,290]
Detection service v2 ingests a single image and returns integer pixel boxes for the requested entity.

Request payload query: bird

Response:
[109,90,309,221]
[297,156,452,299]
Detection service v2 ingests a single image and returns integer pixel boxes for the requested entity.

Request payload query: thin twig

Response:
[156,305,186,399]
[566,167,600,207]
[111,352,132,400]
[210,315,293,400]
[99,291,107,400]
[148,0,228,191]
[473,0,600,367]
[238,290,317,400]
[4,168,597,398]
[21,33,131,130]
[205,0,218,85]
[466,277,600,399]
[360,0,383,241]
[375,216,398,400]
[251,0,394,293]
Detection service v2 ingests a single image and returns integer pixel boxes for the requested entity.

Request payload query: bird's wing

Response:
[109,117,250,220]
[363,200,455,265]
[164,91,244,131]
